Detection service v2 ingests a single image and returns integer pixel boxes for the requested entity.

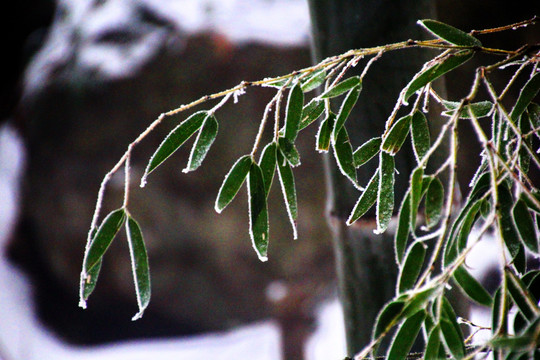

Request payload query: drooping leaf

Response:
[498,184,521,258]
[376,152,395,233]
[411,110,430,162]
[395,192,411,264]
[347,170,379,225]
[353,137,381,168]
[439,296,465,359]
[333,126,358,187]
[145,111,207,175]
[410,168,425,229]
[300,99,325,130]
[84,208,126,273]
[278,137,301,167]
[418,19,482,47]
[82,259,102,301]
[277,151,298,239]
[372,299,406,341]
[382,115,412,155]
[506,268,539,321]
[513,198,539,254]
[425,177,444,229]
[248,163,269,262]
[386,310,426,360]
[442,100,494,119]
[520,191,540,214]
[300,69,326,93]
[258,142,277,196]
[424,325,443,360]
[284,83,304,142]
[215,155,253,213]
[491,317,540,351]
[453,265,493,306]
[404,51,474,101]
[316,112,334,152]
[183,114,218,173]
[320,76,361,99]
[401,286,440,317]
[397,241,426,293]
[125,215,151,320]
[332,84,361,141]
[510,73,540,124]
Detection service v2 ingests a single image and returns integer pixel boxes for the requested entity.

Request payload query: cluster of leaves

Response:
[78,16,539,359]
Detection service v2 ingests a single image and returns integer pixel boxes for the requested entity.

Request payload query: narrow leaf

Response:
[404,51,474,101]
[301,69,326,93]
[440,297,465,359]
[258,142,277,196]
[510,73,540,123]
[215,155,253,213]
[183,114,218,173]
[347,170,379,225]
[299,99,325,130]
[332,84,361,141]
[411,110,430,162]
[506,268,539,321]
[316,113,334,152]
[248,163,269,261]
[395,192,411,264]
[376,152,395,234]
[145,111,207,175]
[513,198,539,254]
[82,259,102,301]
[353,137,381,167]
[386,310,426,360]
[277,151,298,239]
[126,215,151,320]
[425,177,444,229]
[442,100,494,119]
[418,19,482,47]
[424,325,442,360]
[84,208,126,273]
[278,137,301,167]
[397,241,426,293]
[284,83,304,142]
[320,76,361,98]
[372,300,406,341]
[410,168,425,230]
[382,115,412,155]
[498,184,521,258]
[453,265,493,306]
[333,126,358,187]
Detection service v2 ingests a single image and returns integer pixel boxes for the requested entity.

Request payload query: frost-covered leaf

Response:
[145,111,207,175]
[442,100,494,119]
[424,325,443,360]
[183,114,218,173]
[376,152,395,233]
[258,142,277,196]
[299,99,325,130]
[510,73,540,124]
[248,163,269,261]
[418,19,482,47]
[440,297,465,359]
[353,137,381,167]
[425,177,444,229]
[320,76,361,98]
[333,126,358,187]
[126,215,151,320]
[284,83,304,142]
[301,69,326,93]
[453,265,492,306]
[277,151,298,239]
[316,112,334,152]
[215,155,253,213]
[397,241,426,293]
[386,310,426,360]
[410,168,424,229]
[498,184,521,258]
[411,110,430,162]
[372,299,406,341]
[395,192,411,264]
[513,198,539,254]
[382,115,411,155]
[506,268,540,321]
[278,137,301,167]
[347,170,379,225]
[82,259,102,301]
[332,84,361,142]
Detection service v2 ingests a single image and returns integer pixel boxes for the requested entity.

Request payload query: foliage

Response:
[79,17,540,359]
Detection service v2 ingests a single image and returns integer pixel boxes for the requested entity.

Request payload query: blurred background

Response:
[0,1,535,359]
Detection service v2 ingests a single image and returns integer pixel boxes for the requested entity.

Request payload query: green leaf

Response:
[284,83,304,142]
[513,198,539,254]
[386,310,426,360]
[84,208,126,273]
[424,325,443,360]
[320,76,361,98]
[411,110,430,162]
[395,192,411,264]
[410,168,425,230]
[299,99,325,130]
[332,84,361,142]
[277,151,298,239]
[258,142,277,196]
[353,137,381,168]
[491,317,540,351]
[510,73,540,124]
[278,137,301,167]
[418,19,482,47]
[248,163,269,262]
[300,69,326,93]
[82,259,102,301]
[144,111,207,176]
[333,126,358,187]
[397,241,426,293]
[215,155,253,213]
[316,112,334,152]
[401,286,440,317]
[425,177,444,229]
[498,184,521,258]
[442,100,494,119]
[372,300,406,341]
[440,297,465,359]
[404,51,474,101]
[376,152,395,234]
[506,268,539,321]
[520,191,540,214]
[126,215,151,320]
[346,170,379,225]
[453,265,492,306]
[183,114,218,173]
[382,115,412,155]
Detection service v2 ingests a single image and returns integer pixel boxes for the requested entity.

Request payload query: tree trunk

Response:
[307,1,437,356]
